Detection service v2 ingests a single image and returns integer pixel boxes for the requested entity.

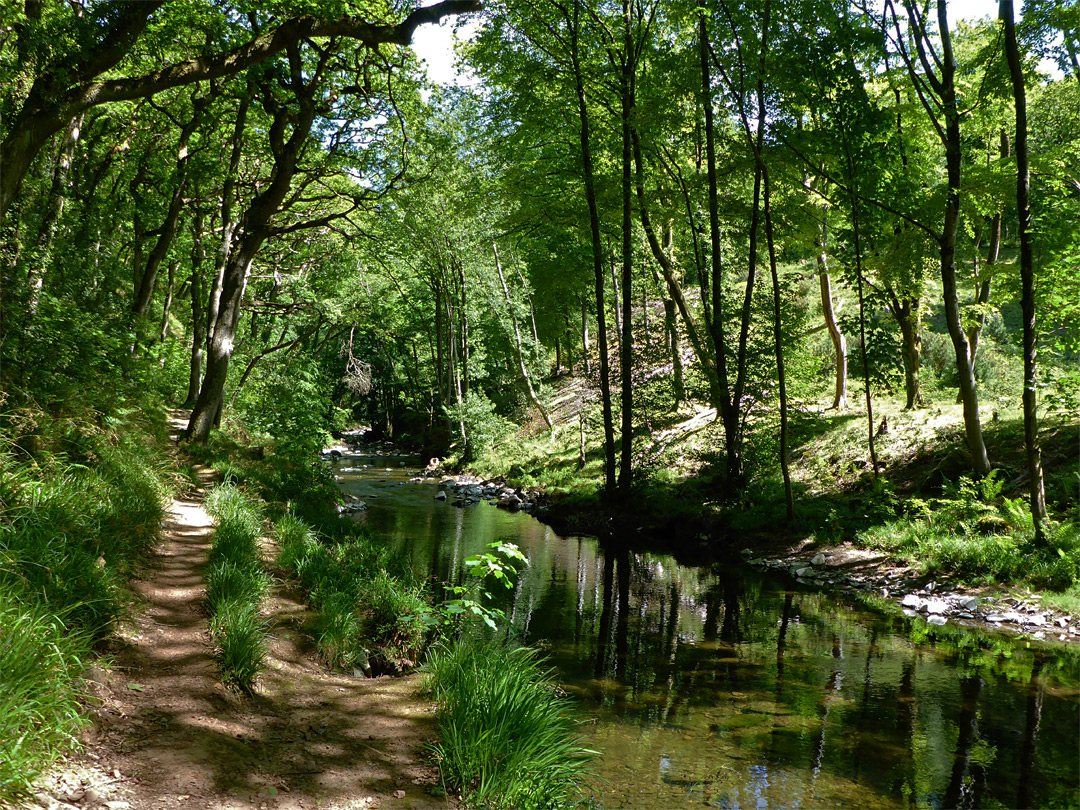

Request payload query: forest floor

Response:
[34,411,449,810]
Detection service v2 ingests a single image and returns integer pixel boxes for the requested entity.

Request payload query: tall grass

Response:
[425,639,595,810]
[0,407,172,802]
[0,598,91,804]
[273,514,430,673]
[203,484,268,692]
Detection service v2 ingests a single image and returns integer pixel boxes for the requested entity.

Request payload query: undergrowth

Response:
[273,513,429,673]
[0,405,173,802]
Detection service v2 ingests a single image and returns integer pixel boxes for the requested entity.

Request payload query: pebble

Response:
[902,594,922,609]
[811,553,826,566]
[927,615,948,626]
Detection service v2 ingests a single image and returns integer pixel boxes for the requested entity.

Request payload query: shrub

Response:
[273,515,430,673]
[213,598,267,693]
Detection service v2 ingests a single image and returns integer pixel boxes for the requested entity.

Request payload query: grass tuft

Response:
[204,484,268,692]
[425,639,594,810]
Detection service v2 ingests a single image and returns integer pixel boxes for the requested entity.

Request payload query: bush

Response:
[425,639,594,810]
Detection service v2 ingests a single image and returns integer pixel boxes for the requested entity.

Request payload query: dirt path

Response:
[37,412,449,810]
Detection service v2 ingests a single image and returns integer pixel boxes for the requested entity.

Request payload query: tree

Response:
[0,0,480,219]
[1001,0,1048,541]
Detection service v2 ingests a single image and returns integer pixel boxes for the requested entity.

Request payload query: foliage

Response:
[0,597,91,804]
[440,542,529,630]
[0,402,172,799]
[857,476,1080,588]
[424,639,595,810]
[447,392,517,462]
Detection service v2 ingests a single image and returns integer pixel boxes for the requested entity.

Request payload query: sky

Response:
[410,1,1017,87]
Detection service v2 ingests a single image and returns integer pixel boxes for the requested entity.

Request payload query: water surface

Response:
[334,451,1080,809]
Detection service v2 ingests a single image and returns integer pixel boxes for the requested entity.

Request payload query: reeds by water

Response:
[424,639,595,810]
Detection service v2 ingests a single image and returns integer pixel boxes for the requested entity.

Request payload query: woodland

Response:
[1,0,1079,806]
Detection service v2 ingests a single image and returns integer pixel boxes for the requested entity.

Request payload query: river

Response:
[332,448,1080,810]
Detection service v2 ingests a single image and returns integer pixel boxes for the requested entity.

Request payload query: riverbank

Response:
[422,468,1080,649]
[327,443,1080,810]
[432,382,1080,649]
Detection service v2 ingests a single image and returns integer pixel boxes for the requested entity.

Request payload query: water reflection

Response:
[335,456,1080,810]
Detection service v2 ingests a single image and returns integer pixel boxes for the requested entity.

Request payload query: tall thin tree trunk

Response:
[763,161,794,519]
[1002,0,1048,540]
[184,208,206,406]
[610,256,622,355]
[27,113,83,314]
[841,126,879,474]
[158,259,176,347]
[570,0,615,493]
[936,0,991,476]
[206,93,250,358]
[814,210,847,410]
[618,0,634,496]
[494,242,553,429]
[968,129,1008,366]
[132,95,206,322]
[888,291,924,410]
[699,2,740,483]
[581,297,591,375]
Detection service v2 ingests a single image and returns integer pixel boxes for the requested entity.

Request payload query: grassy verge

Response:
[273,513,429,674]
[203,484,270,692]
[0,406,174,802]
[424,639,594,810]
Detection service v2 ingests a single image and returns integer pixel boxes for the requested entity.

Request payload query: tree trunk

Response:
[610,255,622,355]
[132,94,206,322]
[570,0,615,493]
[838,113,879,474]
[27,113,83,314]
[1002,0,1048,540]
[888,291,924,410]
[494,242,552,429]
[187,65,318,444]
[206,93,250,358]
[936,0,991,476]
[664,298,684,404]
[763,160,794,519]
[967,129,1008,367]
[631,128,720,405]
[184,209,206,407]
[701,2,762,487]
[814,212,847,410]
[618,0,634,497]
[158,259,176,348]
[581,296,591,375]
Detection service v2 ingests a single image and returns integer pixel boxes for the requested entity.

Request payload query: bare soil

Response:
[35,412,451,810]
